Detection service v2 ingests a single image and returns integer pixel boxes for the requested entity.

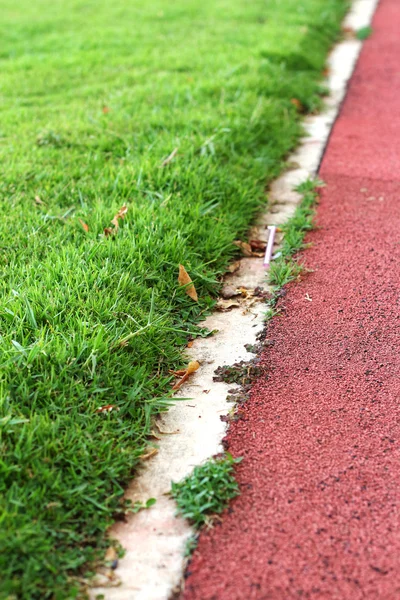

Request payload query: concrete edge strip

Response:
[90,1,380,598]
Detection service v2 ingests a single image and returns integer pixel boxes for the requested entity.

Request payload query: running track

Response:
[182,1,400,598]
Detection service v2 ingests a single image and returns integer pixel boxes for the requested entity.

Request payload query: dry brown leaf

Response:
[140,448,159,460]
[110,216,120,231]
[79,219,89,232]
[34,195,45,206]
[249,239,267,251]
[237,287,254,299]
[96,404,118,413]
[172,360,200,390]
[227,260,241,274]
[111,204,128,231]
[149,429,162,440]
[233,240,253,257]
[169,368,187,377]
[161,147,178,167]
[178,264,198,301]
[187,340,194,348]
[216,298,241,311]
[105,205,128,236]
[342,26,355,38]
[290,98,304,112]
[115,205,128,220]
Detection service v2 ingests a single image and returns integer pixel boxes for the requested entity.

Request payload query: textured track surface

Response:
[182,1,400,598]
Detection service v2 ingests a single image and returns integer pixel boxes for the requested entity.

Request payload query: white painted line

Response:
[263,226,277,268]
[90,1,380,598]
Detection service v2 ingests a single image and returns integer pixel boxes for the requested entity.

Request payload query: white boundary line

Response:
[91,1,380,597]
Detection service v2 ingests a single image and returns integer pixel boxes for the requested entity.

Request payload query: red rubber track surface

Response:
[181,1,400,599]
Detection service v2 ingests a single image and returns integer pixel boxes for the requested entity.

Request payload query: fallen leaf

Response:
[290,98,304,112]
[105,205,128,236]
[110,204,128,231]
[342,26,355,36]
[161,147,178,167]
[102,105,110,114]
[110,217,119,231]
[233,240,253,257]
[114,204,128,220]
[172,360,200,390]
[96,404,119,413]
[238,287,253,299]
[34,195,45,206]
[149,430,162,440]
[216,298,241,311]
[233,240,264,258]
[227,260,241,274]
[178,264,198,301]
[169,368,187,377]
[249,239,267,251]
[140,448,159,460]
[79,219,89,232]
[187,340,194,348]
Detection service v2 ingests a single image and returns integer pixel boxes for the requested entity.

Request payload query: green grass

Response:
[171,454,242,528]
[0,1,346,597]
[266,179,321,314]
[356,25,373,40]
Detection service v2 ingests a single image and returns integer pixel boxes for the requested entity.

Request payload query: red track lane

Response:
[181,1,400,599]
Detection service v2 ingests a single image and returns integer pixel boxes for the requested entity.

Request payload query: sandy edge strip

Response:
[91,1,380,598]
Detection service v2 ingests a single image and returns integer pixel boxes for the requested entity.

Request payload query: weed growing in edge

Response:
[171,454,242,528]
[184,535,199,557]
[268,259,303,288]
[356,26,373,40]
[265,179,322,313]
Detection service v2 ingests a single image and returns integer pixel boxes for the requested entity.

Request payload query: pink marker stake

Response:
[263,225,276,268]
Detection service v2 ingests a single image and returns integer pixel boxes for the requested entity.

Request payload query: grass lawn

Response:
[0,0,346,597]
